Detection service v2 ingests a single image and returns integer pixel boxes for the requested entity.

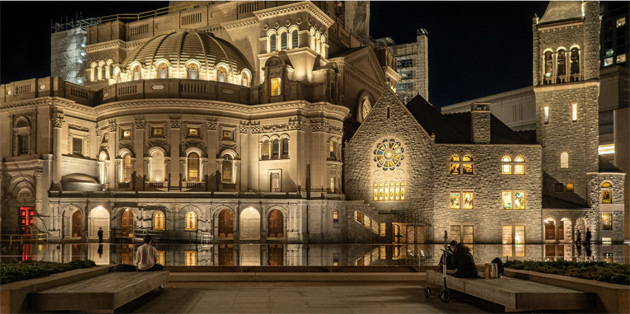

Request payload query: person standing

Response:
[97,227,104,243]
[136,235,163,271]
[585,228,592,246]
[575,229,581,246]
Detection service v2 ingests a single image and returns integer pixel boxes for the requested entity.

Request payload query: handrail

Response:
[96,2,198,24]
[9,234,24,245]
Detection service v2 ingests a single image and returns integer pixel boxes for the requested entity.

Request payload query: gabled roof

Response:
[599,157,625,173]
[539,1,584,25]
[405,95,537,145]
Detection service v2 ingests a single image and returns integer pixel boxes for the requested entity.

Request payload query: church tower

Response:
[533,1,601,204]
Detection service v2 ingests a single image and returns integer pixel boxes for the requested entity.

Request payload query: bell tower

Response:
[533,1,601,204]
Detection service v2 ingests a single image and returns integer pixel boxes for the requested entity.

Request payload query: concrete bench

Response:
[426,270,594,312]
[30,271,168,313]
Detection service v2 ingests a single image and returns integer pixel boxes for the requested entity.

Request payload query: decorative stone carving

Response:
[250,121,261,134]
[206,119,218,130]
[220,142,237,150]
[170,118,181,129]
[34,169,43,178]
[288,117,306,131]
[239,121,250,134]
[134,119,146,129]
[108,119,117,132]
[51,110,65,128]
[147,139,169,154]
[119,139,134,151]
[68,124,89,132]
[262,123,288,133]
[96,128,102,137]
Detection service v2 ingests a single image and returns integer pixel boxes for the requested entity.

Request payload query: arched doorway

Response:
[88,207,110,240]
[218,209,234,239]
[544,218,556,241]
[240,207,261,240]
[72,211,82,238]
[121,209,133,238]
[268,209,284,238]
[268,244,283,266]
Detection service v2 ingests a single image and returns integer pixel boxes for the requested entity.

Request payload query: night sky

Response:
[0,1,549,108]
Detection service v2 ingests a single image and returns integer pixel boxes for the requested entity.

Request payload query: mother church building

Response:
[0,1,625,258]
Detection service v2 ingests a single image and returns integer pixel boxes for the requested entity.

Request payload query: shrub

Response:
[505,260,629,285]
[0,260,96,284]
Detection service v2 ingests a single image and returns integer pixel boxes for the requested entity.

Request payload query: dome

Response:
[117,30,252,84]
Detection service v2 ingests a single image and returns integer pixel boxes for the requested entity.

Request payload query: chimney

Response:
[470,103,491,144]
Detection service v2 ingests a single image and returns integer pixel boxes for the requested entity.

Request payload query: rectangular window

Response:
[515,226,525,257]
[543,106,549,124]
[462,192,474,209]
[555,183,564,192]
[330,177,335,193]
[188,127,200,137]
[72,138,83,155]
[502,164,512,175]
[332,210,339,222]
[450,163,461,174]
[572,103,578,122]
[514,164,524,175]
[450,225,461,243]
[18,135,29,155]
[222,130,233,140]
[617,17,626,28]
[566,183,574,191]
[502,226,513,244]
[602,213,612,230]
[450,192,461,209]
[462,163,473,174]
[462,225,473,244]
[157,250,165,266]
[617,54,626,64]
[514,192,525,209]
[380,223,386,237]
[502,191,512,209]
[122,129,132,139]
[602,190,612,203]
[185,251,197,266]
[270,78,281,96]
[152,127,164,137]
[604,57,614,67]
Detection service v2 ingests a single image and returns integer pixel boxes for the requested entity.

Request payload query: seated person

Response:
[136,235,163,271]
[448,243,478,278]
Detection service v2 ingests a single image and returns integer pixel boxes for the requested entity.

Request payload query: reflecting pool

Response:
[2,243,628,266]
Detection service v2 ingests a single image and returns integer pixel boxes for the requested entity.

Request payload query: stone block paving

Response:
[118,282,494,313]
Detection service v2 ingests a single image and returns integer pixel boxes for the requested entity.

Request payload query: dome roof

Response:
[122,30,251,74]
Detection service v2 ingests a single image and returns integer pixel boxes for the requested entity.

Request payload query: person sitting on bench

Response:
[448,242,478,278]
[136,235,163,271]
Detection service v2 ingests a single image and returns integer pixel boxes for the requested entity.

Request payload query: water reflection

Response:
[2,243,628,266]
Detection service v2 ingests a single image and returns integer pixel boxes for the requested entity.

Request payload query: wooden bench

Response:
[30,271,168,313]
[426,270,594,312]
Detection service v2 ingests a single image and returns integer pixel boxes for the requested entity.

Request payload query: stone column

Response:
[169,118,181,189]
[34,169,43,218]
[108,120,118,188]
[51,111,64,184]
[134,119,145,187]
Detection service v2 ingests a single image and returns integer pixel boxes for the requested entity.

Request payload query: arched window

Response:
[601,182,613,203]
[560,152,569,169]
[270,34,277,52]
[502,156,512,175]
[187,64,199,80]
[557,49,566,77]
[462,155,473,174]
[280,32,288,51]
[514,156,525,174]
[282,138,289,156]
[272,139,279,158]
[449,155,460,174]
[262,139,270,159]
[270,78,281,96]
[544,51,553,77]
[150,150,165,182]
[217,67,227,82]
[15,119,30,156]
[158,63,168,79]
[123,154,132,183]
[361,98,372,122]
[101,65,107,81]
[188,152,200,182]
[153,211,165,230]
[108,63,113,79]
[222,155,233,183]
[570,48,580,75]
[268,209,284,237]
[185,212,197,231]
[133,66,141,81]
[291,30,298,49]
[242,72,250,87]
[329,140,336,160]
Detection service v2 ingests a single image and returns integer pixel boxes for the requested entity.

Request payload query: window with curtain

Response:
[188,153,200,182]
[185,212,197,231]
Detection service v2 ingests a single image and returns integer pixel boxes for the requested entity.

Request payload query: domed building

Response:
[0,1,625,265]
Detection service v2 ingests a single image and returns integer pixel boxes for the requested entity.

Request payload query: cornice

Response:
[253,1,334,28]
[222,17,259,31]
[84,40,127,53]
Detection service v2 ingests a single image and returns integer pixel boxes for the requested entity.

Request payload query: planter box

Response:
[0,266,112,314]
[504,268,630,314]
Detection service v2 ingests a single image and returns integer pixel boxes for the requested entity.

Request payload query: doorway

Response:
[121,209,133,238]
[72,211,82,238]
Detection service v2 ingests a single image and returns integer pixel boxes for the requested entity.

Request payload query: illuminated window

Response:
[617,17,626,27]
[187,63,198,79]
[515,226,525,257]
[502,156,512,174]
[270,172,280,192]
[153,211,165,230]
[374,139,404,171]
[185,251,197,266]
[185,212,197,231]
[270,34,277,52]
[72,138,83,155]
[242,72,250,87]
[617,54,626,64]
[502,226,513,245]
[188,127,199,137]
[151,127,164,137]
[122,129,131,139]
[601,182,612,203]
[330,177,335,193]
[222,130,233,140]
[374,182,404,201]
[332,209,339,222]
[502,191,524,209]
[502,191,512,209]
[462,155,473,174]
[158,63,168,79]
[544,51,553,78]
[217,67,227,83]
[514,156,525,174]
[462,192,473,209]
[602,213,612,230]
[262,139,270,159]
[122,154,132,183]
[157,250,165,266]
[270,78,281,96]
[291,30,298,49]
[280,32,288,50]
[514,192,524,209]
[604,57,614,67]
[150,150,165,182]
[187,153,200,182]
[543,106,549,124]
[566,183,574,191]
[450,192,461,209]
[572,103,578,121]
[222,155,234,183]
[560,152,569,168]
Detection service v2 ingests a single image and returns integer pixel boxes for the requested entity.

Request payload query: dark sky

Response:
[1,1,548,107]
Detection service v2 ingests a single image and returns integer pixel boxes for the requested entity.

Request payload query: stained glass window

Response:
[450,163,460,174]
[463,155,472,162]
[450,192,460,209]
[462,163,473,174]
[153,211,165,230]
[450,155,460,162]
[514,192,525,209]
[502,156,512,174]
[271,78,281,96]
[462,192,474,209]
[502,226,513,244]
[602,190,612,203]
[502,191,512,209]
[373,139,404,171]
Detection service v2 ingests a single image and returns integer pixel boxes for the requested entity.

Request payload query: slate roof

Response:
[405,95,537,145]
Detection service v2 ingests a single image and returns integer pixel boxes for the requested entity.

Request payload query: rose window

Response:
[373,139,404,171]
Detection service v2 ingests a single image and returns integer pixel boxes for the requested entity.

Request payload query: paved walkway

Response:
[119,282,492,313]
